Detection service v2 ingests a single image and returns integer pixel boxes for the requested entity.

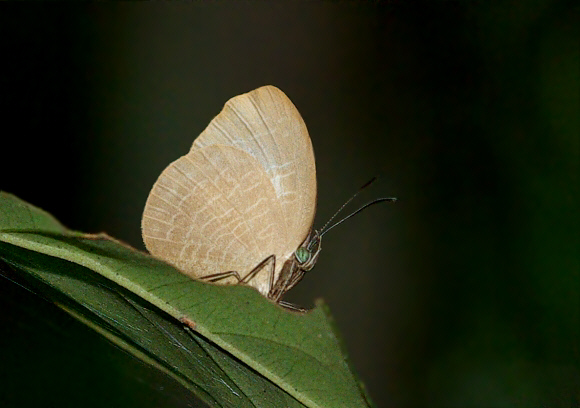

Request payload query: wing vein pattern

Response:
[142,86,316,296]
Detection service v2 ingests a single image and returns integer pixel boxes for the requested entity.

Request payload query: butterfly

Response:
[141,86,321,307]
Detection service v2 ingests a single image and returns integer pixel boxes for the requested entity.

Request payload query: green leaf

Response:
[0,192,372,408]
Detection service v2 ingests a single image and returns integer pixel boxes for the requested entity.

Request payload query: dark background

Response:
[1,2,577,407]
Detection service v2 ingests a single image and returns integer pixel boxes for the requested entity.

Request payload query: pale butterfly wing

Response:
[142,86,317,297]
[192,86,316,241]
[142,145,287,295]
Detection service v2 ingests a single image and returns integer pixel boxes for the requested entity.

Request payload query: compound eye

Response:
[295,247,311,264]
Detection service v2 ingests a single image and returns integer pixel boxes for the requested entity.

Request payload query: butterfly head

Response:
[294,230,322,271]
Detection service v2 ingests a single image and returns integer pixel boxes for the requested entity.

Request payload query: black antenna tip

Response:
[319,195,398,237]
[359,177,378,191]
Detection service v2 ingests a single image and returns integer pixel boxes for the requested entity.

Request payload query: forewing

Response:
[193,86,317,252]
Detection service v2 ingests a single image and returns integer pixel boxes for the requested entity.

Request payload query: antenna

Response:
[319,177,397,237]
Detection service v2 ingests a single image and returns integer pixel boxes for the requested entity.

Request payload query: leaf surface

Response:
[0,192,371,408]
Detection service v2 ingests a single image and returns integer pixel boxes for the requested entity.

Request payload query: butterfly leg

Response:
[278,300,307,313]
[202,270,242,283]
[241,254,276,288]
[246,256,305,312]
[201,255,276,286]
[268,259,308,311]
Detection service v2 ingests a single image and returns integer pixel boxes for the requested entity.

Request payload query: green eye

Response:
[295,248,311,264]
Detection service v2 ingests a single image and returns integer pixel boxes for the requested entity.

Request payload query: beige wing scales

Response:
[142,86,317,297]
[142,145,290,295]
[193,86,316,251]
